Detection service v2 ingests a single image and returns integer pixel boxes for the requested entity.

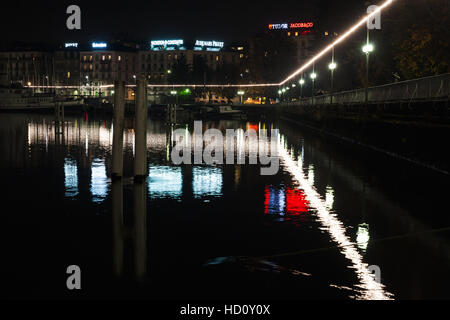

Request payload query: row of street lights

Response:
[278,37,374,103]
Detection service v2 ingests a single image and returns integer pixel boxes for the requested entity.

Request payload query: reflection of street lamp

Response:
[237,90,245,104]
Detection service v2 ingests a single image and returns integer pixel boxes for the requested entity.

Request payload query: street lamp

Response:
[328,47,337,104]
[237,90,245,104]
[362,26,374,105]
[310,71,317,104]
[299,78,305,99]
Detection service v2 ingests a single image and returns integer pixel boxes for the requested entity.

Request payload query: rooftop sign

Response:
[92,42,107,49]
[269,22,314,30]
[65,43,78,48]
[151,40,184,50]
[195,40,224,48]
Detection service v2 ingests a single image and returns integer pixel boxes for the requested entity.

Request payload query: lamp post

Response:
[310,68,317,105]
[362,29,374,105]
[237,90,245,104]
[328,47,337,104]
[299,78,305,99]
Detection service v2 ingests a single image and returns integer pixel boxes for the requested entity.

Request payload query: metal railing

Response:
[286,73,450,106]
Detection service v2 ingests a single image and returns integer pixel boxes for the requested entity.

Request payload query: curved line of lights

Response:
[27,0,395,90]
[277,136,393,300]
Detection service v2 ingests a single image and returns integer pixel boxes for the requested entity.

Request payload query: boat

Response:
[200,105,247,119]
[0,84,84,111]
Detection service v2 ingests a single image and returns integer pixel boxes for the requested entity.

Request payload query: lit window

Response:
[102,55,105,61]
[118,56,121,61]
[89,55,93,61]
[108,55,111,60]
[83,56,87,61]
[287,32,291,36]
[325,31,329,36]
[67,72,71,79]
[295,32,299,36]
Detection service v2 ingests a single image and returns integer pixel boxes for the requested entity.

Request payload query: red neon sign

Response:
[290,22,314,29]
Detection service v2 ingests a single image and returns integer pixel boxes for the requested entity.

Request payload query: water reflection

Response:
[357,224,370,253]
[148,166,183,200]
[193,166,223,199]
[64,158,79,198]
[91,158,108,203]
[264,186,286,215]
[325,186,334,210]
[278,135,393,300]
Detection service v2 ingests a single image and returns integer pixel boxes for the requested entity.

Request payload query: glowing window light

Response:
[148,166,183,199]
[91,159,108,203]
[64,158,79,198]
[193,166,223,199]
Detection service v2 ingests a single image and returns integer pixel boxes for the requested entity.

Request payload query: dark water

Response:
[0,113,449,300]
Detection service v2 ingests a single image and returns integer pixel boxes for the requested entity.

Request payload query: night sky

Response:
[1,0,369,46]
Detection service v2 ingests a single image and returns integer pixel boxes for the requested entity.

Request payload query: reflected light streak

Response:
[64,158,79,198]
[357,224,371,253]
[325,186,335,210]
[193,166,223,199]
[91,158,108,203]
[278,136,393,300]
[148,166,183,199]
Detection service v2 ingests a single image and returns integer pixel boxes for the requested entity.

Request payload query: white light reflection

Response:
[64,158,79,198]
[148,166,183,199]
[193,166,223,199]
[91,158,108,203]
[357,224,371,253]
[325,186,334,210]
[308,165,315,185]
[278,136,393,300]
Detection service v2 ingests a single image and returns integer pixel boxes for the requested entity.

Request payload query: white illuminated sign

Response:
[268,23,289,30]
[151,40,184,49]
[65,43,78,48]
[92,42,107,48]
[195,40,224,48]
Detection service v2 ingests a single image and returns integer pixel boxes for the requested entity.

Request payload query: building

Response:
[0,49,55,89]
[138,39,242,84]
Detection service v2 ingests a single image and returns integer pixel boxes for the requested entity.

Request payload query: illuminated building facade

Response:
[138,39,242,84]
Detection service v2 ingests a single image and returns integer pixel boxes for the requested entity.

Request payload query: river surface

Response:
[0,113,449,300]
